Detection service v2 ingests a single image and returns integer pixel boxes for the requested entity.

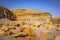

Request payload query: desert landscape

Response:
[0,6,60,40]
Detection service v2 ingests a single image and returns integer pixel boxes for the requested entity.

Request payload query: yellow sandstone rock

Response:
[1,25,8,31]
[31,26,38,30]
[47,24,54,30]
[30,22,40,30]
[0,7,53,39]
[40,30,51,35]
[56,24,60,31]
[40,37,48,40]
[0,30,5,35]
[56,28,60,31]
[55,35,60,40]
[8,26,15,29]
[24,27,36,37]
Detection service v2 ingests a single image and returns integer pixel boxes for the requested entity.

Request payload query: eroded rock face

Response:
[0,6,16,20]
[1,7,60,40]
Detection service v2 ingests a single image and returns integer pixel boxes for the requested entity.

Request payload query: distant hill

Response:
[52,17,60,24]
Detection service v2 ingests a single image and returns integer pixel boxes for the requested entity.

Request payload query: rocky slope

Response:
[0,6,16,20]
[0,6,60,40]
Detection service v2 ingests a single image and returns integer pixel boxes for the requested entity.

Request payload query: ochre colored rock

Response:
[11,9,52,22]
[24,27,36,37]
[55,35,60,40]
[0,30,5,35]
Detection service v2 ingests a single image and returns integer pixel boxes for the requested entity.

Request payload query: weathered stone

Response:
[56,24,60,31]
[0,6,16,21]
[10,29,19,34]
[55,35,60,40]
[0,30,5,35]
[10,32,28,38]
[15,32,28,38]
[1,25,9,31]
[24,27,36,37]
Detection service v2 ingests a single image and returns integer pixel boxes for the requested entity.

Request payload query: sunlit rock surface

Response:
[0,6,60,40]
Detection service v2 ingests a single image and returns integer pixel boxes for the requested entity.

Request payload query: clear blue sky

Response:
[0,0,60,17]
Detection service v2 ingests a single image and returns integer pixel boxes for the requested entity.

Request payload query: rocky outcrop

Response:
[0,6,52,21]
[1,7,59,40]
[11,9,52,23]
[0,6,16,20]
[11,9,52,16]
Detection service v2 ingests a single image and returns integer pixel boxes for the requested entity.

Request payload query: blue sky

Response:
[0,0,60,17]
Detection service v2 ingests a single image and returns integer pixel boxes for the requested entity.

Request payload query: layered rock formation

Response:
[11,9,52,23]
[0,6,16,20]
[0,6,60,40]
